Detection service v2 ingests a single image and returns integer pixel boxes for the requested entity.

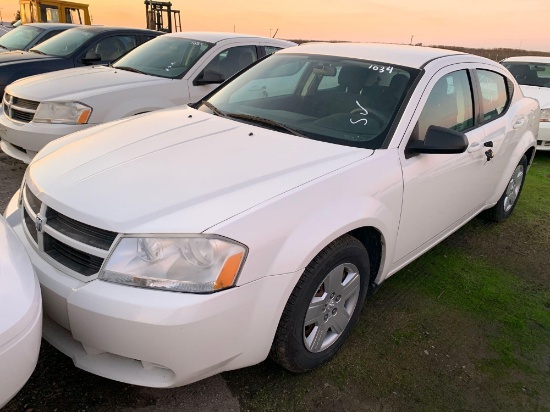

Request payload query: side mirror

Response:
[82,51,101,64]
[407,125,468,154]
[194,70,224,86]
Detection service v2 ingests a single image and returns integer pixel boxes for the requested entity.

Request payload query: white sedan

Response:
[5,43,538,388]
[0,214,42,407]
[501,56,550,151]
[0,32,295,163]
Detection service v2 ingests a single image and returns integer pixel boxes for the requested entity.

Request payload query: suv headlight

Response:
[540,108,550,122]
[99,235,247,293]
[34,101,92,124]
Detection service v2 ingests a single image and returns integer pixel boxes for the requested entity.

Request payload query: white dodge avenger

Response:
[5,43,539,388]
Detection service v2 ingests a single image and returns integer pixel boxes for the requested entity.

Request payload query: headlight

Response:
[540,108,550,123]
[99,235,247,293]
[33,101,92,124]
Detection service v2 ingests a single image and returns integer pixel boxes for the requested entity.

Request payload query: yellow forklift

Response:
[19,0,92,25]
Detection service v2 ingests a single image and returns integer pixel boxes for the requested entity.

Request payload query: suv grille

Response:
[3,93,40,123]
[22,185,118,278]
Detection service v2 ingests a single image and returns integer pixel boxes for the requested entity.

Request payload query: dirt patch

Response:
[0,152,26,212]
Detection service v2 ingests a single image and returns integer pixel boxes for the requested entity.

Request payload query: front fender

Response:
[209,149,403,287]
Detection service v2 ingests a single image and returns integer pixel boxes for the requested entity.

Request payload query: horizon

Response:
[0,0,548,53]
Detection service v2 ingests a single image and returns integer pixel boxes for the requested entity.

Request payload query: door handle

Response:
[513,116,526,129]
[467,142,483,153]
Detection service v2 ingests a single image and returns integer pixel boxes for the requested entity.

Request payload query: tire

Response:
[484,154,528,222]
[270,234,370,373]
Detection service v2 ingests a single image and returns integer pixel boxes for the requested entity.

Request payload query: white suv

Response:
[0,32,296,162]
[501,56,550,151]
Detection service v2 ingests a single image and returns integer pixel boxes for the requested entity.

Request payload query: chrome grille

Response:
[25,185,41,215]
[22,184,117,279]
[3,92,40,123]
[46,207,117,251]
[44,233,105,277]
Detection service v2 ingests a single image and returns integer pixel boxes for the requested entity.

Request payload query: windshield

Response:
[502,61,550,88]
[113,36,212,79]
[201,54,419,149]
[0,26,44,50]
[30,28,94,57]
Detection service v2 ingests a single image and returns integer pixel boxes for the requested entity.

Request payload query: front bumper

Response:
[0,112,89,163]
[0,283,42,408]
[537,122,550,151]
[6,200,300,388]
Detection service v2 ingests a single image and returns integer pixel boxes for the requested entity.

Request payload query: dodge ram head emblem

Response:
[35,215,43,233]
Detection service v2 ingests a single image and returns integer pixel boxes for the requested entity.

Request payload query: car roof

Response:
[162,31,296,45]
[502,56,550,64]
[23,23,80,30]
[67,25,161,35]
[279,42,471,69]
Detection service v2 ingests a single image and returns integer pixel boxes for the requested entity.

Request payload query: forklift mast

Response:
[144,1,182,33]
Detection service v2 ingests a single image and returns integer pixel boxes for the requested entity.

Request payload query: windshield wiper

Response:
[201,101,229,118]
[29,49,47,55]
[113,66,146,75]
[225,113,308,138]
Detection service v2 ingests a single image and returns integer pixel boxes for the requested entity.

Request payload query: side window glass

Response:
[414,70,474,140]
[204,46,258,81]
[40,5,59,22]
[264,46,282,55]
[91,35,137,62]
[477,70,509,122]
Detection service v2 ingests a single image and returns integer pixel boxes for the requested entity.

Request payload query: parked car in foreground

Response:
[0,32,295,162]
[0,23,76,53]
[501,56,550,151]
[0,214,42,408]
[0,25,161,97]
[5,43,539,388]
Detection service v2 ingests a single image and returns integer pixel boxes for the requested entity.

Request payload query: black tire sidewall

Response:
[497,154,528,220]
[284,237,370,372]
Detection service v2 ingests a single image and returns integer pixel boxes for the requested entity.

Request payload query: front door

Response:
[394,67,494,263]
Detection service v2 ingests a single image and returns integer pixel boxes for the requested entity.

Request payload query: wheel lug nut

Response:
[332,308,337,315]
[323,304,327,311]
[335,295,341,302]
[324,314,329,322]
[330,292,335,299]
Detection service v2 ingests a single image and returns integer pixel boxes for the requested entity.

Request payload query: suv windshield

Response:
[201,54,419,149]
[113,36,212,79]
[0,26,44,50]
[502,61,550,88]
[30,28,95,57]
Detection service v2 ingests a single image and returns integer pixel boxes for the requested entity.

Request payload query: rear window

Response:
[502,61,550,88]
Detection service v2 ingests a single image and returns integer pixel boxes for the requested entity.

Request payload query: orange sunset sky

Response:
[1,0,549,52]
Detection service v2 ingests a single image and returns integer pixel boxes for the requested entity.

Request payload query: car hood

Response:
[519,85,550,109]
[8,65,171,101]
[27,106,372,234]
[0,50,57,65]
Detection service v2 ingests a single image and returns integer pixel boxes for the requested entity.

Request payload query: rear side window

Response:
[414,70,474,140]
[477,70,509,122]
[264,46,282,55]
